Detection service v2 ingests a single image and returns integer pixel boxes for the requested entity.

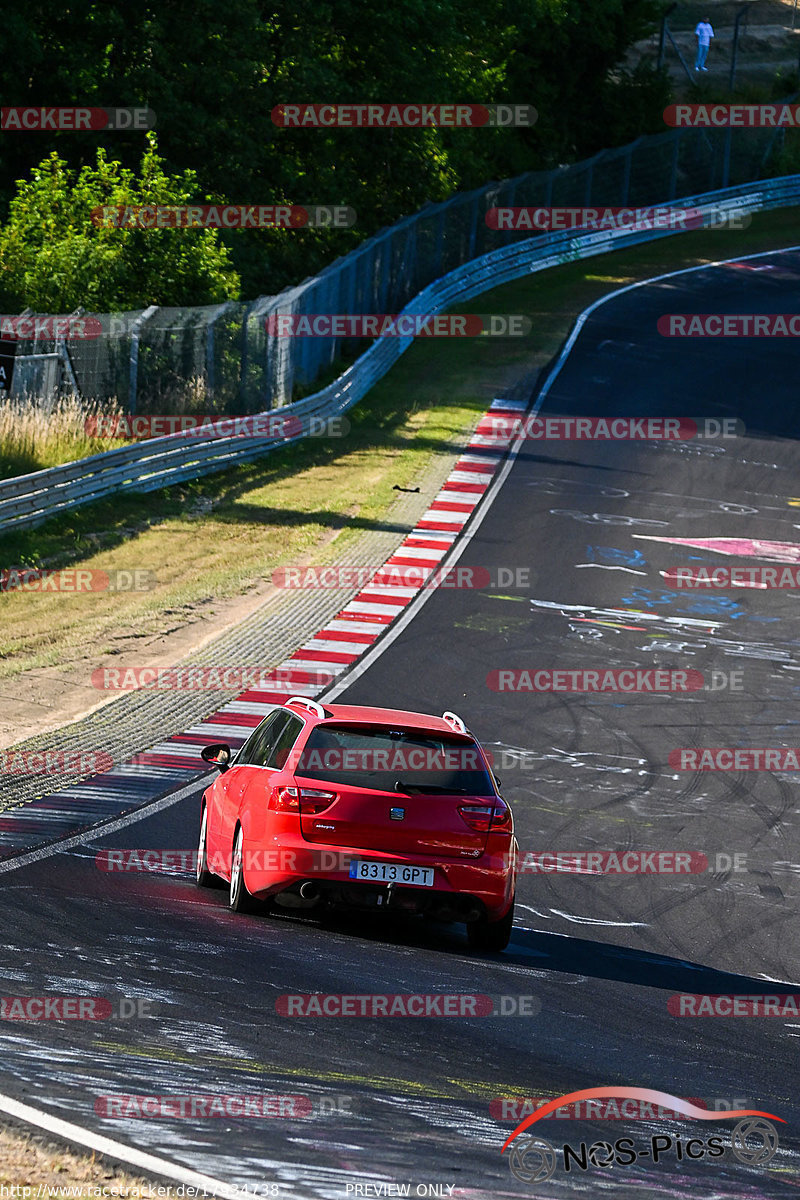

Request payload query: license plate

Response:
[348,860,435,887]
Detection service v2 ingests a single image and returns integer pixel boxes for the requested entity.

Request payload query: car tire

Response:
[196,806,216,888]
[467,895,515,952]
[229,825,254,913]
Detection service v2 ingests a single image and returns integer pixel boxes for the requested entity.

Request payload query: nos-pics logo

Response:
[502,1087,782,1183]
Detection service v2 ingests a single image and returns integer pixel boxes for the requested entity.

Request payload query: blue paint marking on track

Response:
[587,545,648,567]
[620,586,747,620]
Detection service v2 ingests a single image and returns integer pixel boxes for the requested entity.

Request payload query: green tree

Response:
[0,136,239,311]
[0,0,669,299]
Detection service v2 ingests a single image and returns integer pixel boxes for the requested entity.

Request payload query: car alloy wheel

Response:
[229,826,253,912]
[196,807,214,888]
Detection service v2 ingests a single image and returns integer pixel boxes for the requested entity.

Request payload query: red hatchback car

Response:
[197,697,518,950]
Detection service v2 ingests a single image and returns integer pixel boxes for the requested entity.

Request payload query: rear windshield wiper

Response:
[393,780,470,795]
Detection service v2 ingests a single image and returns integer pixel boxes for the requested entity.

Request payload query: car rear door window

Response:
[266,714,304,769]
[236,711,288,767]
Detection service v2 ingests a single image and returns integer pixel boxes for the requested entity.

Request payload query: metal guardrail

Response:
[2,114,790,412]
[1,176,798,535]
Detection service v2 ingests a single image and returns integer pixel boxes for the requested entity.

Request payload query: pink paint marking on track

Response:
[636,535,800,563]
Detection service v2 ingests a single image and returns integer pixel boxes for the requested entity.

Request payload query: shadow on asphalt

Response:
[503,926,800,994]
[284,905,800,993]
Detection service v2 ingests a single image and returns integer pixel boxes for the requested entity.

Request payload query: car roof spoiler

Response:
[442,710,468,734]
[285,696,327,719]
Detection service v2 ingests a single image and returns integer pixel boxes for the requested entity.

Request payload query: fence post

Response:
[128,305,158,415]
[622,145,633,205]
[671,130,681,198]
[434,208,446,278]
[57,340,81,398]
[238,299,261,409]
[730,4,753,91]
[658,3,677,69]
[55,307,84,400]
[722,126,733,188]
[206,301,235,404]
[378,233,392,313]
[467,193,480,260]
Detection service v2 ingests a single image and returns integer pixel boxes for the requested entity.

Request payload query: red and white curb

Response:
[0,397,526,853]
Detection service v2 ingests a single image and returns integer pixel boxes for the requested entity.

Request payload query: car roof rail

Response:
[285,696,327,720]
[442,710,468,734]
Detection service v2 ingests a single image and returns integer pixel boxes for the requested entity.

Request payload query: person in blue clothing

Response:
[695,17,714,71]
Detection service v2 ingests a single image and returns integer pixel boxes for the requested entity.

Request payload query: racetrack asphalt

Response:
[2,248,800,1198]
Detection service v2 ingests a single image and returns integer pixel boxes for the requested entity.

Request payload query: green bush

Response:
[0,135,240,312]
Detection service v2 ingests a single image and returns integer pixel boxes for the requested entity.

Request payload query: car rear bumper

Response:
[242,837,516,920]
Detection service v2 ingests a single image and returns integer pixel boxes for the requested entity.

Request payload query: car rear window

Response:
[294,724,495,794]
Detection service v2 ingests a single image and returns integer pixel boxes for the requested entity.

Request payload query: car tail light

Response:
[489,801,512,830]
[458,801,512,832]
[274,786,336,814]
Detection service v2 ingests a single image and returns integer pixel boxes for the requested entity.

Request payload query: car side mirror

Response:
[494,776,502,789]
[201,743,232,772]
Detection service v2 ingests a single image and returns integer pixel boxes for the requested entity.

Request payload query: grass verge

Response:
[0,1123,151,1193]
[0,397,129,480]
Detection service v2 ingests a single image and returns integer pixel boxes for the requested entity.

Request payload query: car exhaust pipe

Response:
[299,881,319,900]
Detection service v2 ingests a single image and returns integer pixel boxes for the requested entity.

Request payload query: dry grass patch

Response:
[0,1125,151,1194]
